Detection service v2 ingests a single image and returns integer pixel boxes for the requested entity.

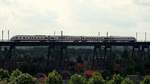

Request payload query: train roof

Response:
[11,35,136,38]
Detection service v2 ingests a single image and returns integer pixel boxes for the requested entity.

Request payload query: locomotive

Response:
[10,35,136,42]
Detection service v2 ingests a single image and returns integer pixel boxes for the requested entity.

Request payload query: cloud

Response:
[0,0,150,40]
[135,0,150,6]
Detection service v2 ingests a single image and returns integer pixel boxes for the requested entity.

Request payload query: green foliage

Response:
[140,76,150,84]
[0,69,9,81]
[88,72,105,84]
[69,74,86,84]
[106,74,126,84]
[11,73,37,84]
[0,80,8,84]
[106,80,115,84]
[9,69,22,81]
[121,78,134,84]
[112,74,124,84]
[46,71,63,84]
[126,57,136,74]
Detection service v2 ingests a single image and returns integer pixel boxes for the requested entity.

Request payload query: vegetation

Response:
[46,71,63,84]
[0,45,150,84]
[69,74,86,84]
[11,73,37,84]
[106,80,114,84]
[0,46,149,75]
[140,76,150,84]
[112,74,124,84]
[0,69,150,84]
[88,72,105,84]
[121,78,134,84]
[9,69,22,81]
[0,69,9,81]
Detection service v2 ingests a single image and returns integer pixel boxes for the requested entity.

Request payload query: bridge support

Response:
[59,45,67,70]
[47,45,55,71]
[93,46,98,69]
[104,45,112,69]
[92,44,112,70]
[132,46,135,57]
[6,45,15,70]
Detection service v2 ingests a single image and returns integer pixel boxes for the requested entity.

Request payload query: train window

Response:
[21,37,23,39]
[45,37,48,39]
[35,37,37,39]
[19,37,21,39]
[51,37,54,39]
[15,37,18,39]
[34,37,37,39]
[25,37,27,39]
[39,37,41,39]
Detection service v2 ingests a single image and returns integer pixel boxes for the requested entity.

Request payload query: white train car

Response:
[11,35,48,42]
[103,36,136,42]
[61,36,81,42]
[10,35,136,42]
[48,36,81,42]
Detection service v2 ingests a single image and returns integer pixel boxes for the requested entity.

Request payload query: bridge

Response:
[0,41,150,72]
[0,41,150,46]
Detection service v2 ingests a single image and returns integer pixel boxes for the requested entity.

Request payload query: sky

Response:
[0,0,150,41]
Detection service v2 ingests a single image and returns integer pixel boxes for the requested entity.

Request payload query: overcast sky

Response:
[0,0,150,41]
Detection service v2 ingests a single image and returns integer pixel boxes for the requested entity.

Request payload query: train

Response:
[10,35,137,42]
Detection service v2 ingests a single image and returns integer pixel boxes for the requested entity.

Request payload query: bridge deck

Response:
[0,41,150,46]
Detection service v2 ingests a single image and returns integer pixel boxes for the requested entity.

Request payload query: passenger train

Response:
[10,35,136,42]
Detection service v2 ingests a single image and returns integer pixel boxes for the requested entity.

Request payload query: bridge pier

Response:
[104,45,112,70]
[6,45,16,70]
[92,44,112,70]
[59,45,67,70]
[93,45,105,70]
[132,46,135,57]
[92,45,98,69]
[47,45,55,71]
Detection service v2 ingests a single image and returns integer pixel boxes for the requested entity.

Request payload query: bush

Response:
[106,80,115,84]
[69,74,86,84]
[9,69,22,81]
[121,78,134,84]
[88,72,105,84]
[0,80,8,84]
[112,74,124,84]
[46,71,63,84]
[11,73,37,84]
[141,76,150,84]
[0,69,9,81]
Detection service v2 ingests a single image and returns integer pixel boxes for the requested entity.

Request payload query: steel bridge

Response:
[0,41,150,72]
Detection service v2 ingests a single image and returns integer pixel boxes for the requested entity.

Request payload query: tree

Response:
[121,78,134,84]
[88,72,105,84]
[140,76,150,84]
[0,69,9,81]
[69,74,86,84]
[46,71,63,84]
[11,73,37,84]
[9,69,22,81]
[106,80,115,84]
[112,74,124,84]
